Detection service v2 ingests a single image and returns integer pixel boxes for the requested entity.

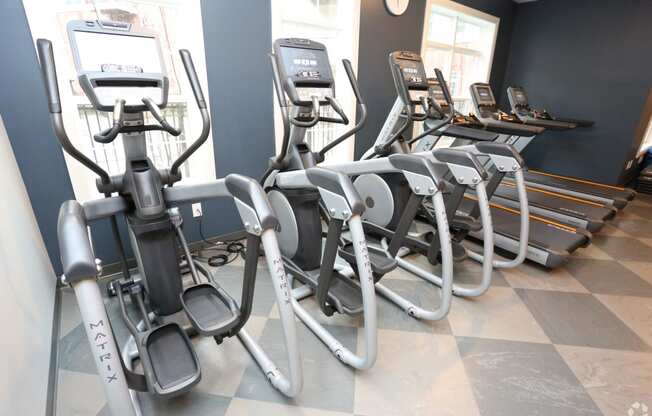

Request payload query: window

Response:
[22,0,215,203]
[272,0,361,163]
[421,0,499,115]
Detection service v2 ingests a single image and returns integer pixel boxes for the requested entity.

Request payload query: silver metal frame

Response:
[62,178,304,416]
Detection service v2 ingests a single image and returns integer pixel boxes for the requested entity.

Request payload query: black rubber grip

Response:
[36,39,62,113]
[434,68,453,105]
[179,49,206,109]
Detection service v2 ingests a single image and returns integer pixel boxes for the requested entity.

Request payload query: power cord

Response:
[193,215,246,267]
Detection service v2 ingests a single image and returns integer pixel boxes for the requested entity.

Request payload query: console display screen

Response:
[475,86,495,104]
[395,57,427,88]
[73,30,163,73]
[279,46,332,83]
[513,90,527,105]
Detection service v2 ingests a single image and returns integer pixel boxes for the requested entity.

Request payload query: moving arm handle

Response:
[408,68,456,146]
[142,97,182,136]
[318,59,368,161]
[435,68,454,108]
[368,63,412,157]
[170,49,211,180]
[36,39,111,184]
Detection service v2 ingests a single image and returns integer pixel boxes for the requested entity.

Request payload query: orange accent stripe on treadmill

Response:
[502,181,605,207]
[464,195,578,233]
[528,169,627,191]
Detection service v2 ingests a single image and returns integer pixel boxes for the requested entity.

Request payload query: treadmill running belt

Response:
[494,182,616,222]
[524,171,635,203]
[458,199,588,253]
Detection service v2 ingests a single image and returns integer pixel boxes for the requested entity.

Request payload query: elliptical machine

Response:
[38,21,302,416]
[357,51,527,296]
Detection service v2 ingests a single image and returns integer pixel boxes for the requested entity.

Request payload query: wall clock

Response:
[385,0,410,16]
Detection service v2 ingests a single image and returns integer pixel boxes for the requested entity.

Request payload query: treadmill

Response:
[423,80,614,233]
[422,80,590,267]
[503,85,636,209]
[374,54,590,268]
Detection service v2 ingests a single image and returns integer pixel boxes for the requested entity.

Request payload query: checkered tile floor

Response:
[55,195,652,416]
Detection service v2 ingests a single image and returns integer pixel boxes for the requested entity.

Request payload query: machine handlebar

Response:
[170,49,211,180]
[36,39,62,114]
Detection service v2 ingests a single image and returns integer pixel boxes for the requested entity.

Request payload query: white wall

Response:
[0,114,57,415]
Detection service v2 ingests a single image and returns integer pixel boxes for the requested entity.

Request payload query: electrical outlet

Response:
[192,202,203,218]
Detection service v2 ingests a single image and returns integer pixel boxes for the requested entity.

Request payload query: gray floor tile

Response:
[516,289,650,351]
[59,289,82,339]
[591,235,652,262]
[457,337,602,416]
[596,294,652,348]
[564,259,652,297]
[57,370,106,416]
[135,390,231,416]
[210,264,279,317]
[355,331,479,416]
[610,217,652,237]
[235,319,357,413]
[503,260,589,293]
[376,278,452,334]
[556,345,652,416]
[58,323,98,375]
[625,202,652,220]
[225,398,352,415]
[400,253,510,287]
[447,286,550,343]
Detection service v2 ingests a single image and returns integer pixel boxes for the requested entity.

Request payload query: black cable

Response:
[193,215,247,267]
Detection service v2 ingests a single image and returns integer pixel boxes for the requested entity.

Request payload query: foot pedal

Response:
[140,323,200,396]
[181,283,240,337]
[339,243,397,280]
[326,272,364,315]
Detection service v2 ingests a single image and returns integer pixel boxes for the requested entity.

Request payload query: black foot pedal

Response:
[140,323,200,396]
[327,272,364,315]
[339,243,397,280]
[181,283,240,337]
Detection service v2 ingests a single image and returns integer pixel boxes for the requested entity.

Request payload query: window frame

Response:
[420,0,500,111]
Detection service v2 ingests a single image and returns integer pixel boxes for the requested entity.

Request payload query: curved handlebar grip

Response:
[36,39,62,113]
[93,99,125,143]
[290,95,320,128]
[326,96,348,125]
[434,68,453,106]
[179,49,206,109]
[142,97,182,136]
[342,59,364,105]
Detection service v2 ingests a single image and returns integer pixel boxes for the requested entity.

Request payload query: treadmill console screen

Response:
[474,85,496,105]
[512,88,528,105]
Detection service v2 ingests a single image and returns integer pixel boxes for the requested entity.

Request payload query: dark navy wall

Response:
[500,0,652,184]
[0,0,75,274]
[354,0,516,158]
[354,0,427,158]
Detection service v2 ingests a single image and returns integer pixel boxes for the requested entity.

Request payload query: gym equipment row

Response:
[38,21,635,416]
